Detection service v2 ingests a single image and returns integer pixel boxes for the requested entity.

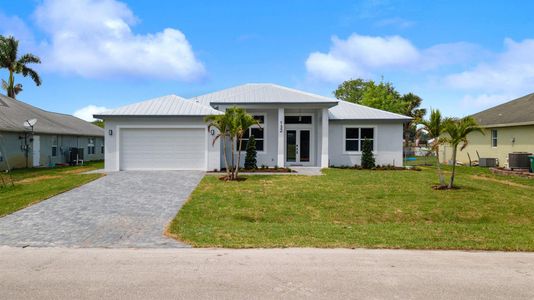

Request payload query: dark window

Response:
[240,118,265,152]
[284,115,312,124]
[491,129,498,147]
[254,115,265,124]
[52,146,58,157]
[345,127,374,152]
[101,144,105,154]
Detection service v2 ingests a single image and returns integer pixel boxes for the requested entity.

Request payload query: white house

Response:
[95,84,410,171]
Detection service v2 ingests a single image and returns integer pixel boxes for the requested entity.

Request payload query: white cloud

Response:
[305,33,478,82]
[446,38,534,93]
[73,105,109,122]
[33,0,205,81]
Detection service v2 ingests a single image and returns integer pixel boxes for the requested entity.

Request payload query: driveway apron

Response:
[0,171,204,248]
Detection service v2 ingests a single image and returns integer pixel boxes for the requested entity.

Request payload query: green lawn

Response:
[0,161,104,217]
[169,161,534,250]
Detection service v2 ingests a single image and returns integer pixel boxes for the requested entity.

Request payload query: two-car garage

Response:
[118,128,207,171]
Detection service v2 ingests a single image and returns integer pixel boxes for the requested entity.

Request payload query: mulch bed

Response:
[490,167,534,179]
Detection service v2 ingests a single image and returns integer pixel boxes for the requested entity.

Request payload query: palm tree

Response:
[234,109,260,179]
[0,35,41,98]
[2,79,23,97]
[401,93,426,149]
[205,114,232,179]
[442,116,483,188]
[418,109,448,187]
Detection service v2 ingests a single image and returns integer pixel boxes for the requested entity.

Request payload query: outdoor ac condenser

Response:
[479,158,497,167]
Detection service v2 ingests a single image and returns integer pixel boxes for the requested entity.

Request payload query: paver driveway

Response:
[0,171,204,248]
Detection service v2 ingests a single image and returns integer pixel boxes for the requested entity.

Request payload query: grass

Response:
[0,161,104,217]
[169,158,534,250]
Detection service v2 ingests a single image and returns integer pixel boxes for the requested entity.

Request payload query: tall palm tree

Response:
[0,35,41,99]
[234,108,260,179]
[442,116,483,188]
[401,93,426,149]
[205,114,232,179]
[418,109,448,187]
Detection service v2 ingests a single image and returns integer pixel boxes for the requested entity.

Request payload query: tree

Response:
[244,135,257,170]
[418,109,448,187]
[233,107,260,179]
[0,35,41,99]
[442,116,483,188]
[334,78,405,114]
[400,93,426,148]
[205,113,232,179]
[1,80,22,97]
[361,139,375,169]
[92,120,104,128]
[205,107,259,180]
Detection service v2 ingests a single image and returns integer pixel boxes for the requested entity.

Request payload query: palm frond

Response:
[21,67,42,86]
[18,53,41,65]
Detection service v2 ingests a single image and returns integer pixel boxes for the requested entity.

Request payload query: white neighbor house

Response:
[95,84,410,171]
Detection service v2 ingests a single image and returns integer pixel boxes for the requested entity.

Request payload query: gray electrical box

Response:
[479,158,497,167]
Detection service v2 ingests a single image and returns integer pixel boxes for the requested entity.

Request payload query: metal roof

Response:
[191,83,339,105]
[471,93,534,127]
[0,94,104,136]
[328,100,412,121]
[94,94,223,117]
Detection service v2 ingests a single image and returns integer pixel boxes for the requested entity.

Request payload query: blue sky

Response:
[2,0,534,120]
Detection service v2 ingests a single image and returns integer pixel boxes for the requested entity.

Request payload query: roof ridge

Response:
[337,100,411,118]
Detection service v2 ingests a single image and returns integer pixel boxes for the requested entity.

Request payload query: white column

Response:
[277,107,285,167]
[321,108,329,168]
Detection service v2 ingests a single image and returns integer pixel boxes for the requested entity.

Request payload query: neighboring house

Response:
[0,94,104,169]
[441,93,534,167]
[95,84,410,171]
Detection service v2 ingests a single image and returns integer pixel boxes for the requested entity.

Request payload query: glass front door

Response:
[286,129,311,164]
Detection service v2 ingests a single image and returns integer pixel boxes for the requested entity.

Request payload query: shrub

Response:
[244,136,257,169]
[361,139,375,169]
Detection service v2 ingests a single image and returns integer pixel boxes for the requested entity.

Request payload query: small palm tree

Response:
[442,116,483,188]
[0,35,41,98]
[1,80,22,97]
[418,109,448,187]
[205,114,232,179]
[234,108,260,179]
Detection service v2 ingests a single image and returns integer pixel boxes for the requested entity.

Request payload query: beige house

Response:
[441,93,534,167]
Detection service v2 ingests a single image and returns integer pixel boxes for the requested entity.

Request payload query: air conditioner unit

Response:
[508,152,532,170]
[479,158,497,167]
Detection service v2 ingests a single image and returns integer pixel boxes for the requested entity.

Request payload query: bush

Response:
[244,136,257,169]
[361,139,375,169]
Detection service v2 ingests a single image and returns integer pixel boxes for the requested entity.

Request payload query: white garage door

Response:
[119,128,206,170]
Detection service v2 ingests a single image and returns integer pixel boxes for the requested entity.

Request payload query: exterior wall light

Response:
[108,130,113,136]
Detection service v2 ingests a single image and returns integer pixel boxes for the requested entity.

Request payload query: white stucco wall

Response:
[328,120,404,167]
[103,116,220,171]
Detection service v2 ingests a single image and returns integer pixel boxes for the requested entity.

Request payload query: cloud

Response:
[446,38,534,93]
[0,12,35,48]
[305,33,478,82]
[73,105,109,122]
[460,93,513,111]
[33,0,205,81]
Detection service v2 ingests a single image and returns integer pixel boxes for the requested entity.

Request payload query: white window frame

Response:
[239,113,266,153]
[88,137,95,155]
[51,135,58,157]
[491,129,498,148]
[342,126,377,154]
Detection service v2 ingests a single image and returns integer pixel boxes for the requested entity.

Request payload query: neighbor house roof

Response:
[94,94,223,117]
[191,83,339,105]
[471,93,534,127]
[328,100,412,121]
[0,94,104,136]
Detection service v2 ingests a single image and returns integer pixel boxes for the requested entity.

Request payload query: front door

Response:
[286,129,311,165]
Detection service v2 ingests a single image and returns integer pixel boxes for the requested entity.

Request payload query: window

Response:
[240,115,265,152]
[344,127,375,152]
[51,136,58,157]
[88,138,95,155]
[491,129,498,147]
[101,144,105,154]
[285,115,312,124]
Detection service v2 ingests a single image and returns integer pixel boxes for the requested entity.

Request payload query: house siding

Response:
[440,125,534,167]
[0,131,104,169]
[328,120,404,167]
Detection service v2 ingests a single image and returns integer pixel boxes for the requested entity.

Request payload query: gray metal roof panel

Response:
[95,94,222,117]
[471,93,534,126]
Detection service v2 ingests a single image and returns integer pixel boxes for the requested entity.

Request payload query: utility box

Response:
[508,152,532,170]
[479,158,497,167]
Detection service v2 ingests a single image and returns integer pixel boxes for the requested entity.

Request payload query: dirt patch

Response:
[17,175,61,184]
[63,168,88,174]
[471,175,534,189]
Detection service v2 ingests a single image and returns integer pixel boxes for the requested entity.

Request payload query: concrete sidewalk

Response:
[1,247,533,299]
